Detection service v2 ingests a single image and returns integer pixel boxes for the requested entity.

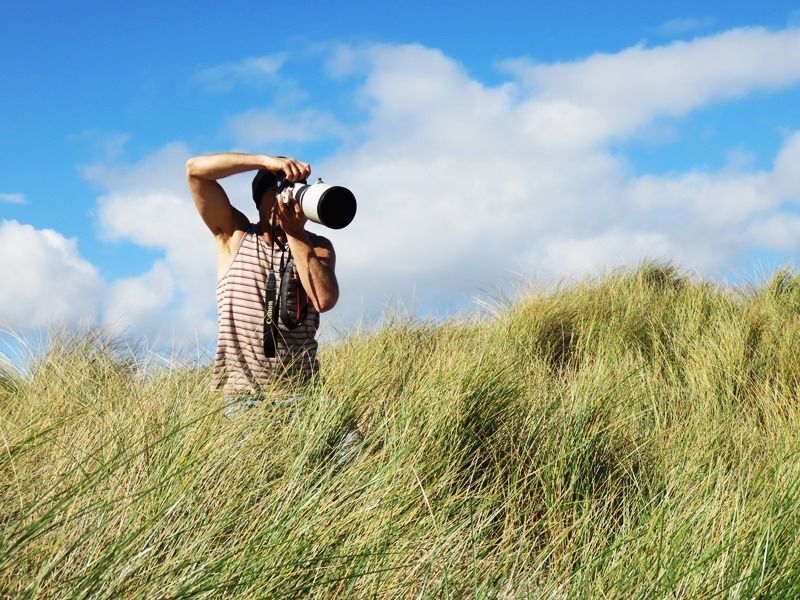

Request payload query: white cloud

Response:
[194,53,288,92]
[304,33,800,323]
[651,17,715,37]
[0,193,25,204]
[81,142,190,197]
[628,171,774,227]
[502,27,800,144]
[68,130,131,162]
[100,259,215,346]
[772,131,800,200]
[0,220,102,330]
[86,143,219,346]
[27,26,799,346]
[746,214,800,252]
[103,261,175,333]
[536,231,676,277]
[323,44,365,79]
[227,108,346,146]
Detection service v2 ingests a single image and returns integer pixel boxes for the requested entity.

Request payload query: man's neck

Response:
[256,217,286,246]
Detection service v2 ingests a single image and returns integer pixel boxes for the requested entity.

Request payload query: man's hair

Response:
[252,169,279,209]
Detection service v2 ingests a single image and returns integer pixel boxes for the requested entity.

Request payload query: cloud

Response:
[68,130,131,163]
[772,131,800,200]
[627,170,774,228]
[502,27,800,144]
[86,143,219,346]
[103,261,182,341]
[536,230,676,277]
[227,108,346,146]
[194,53,288,92]
[36,26,800,347]
[306,33,800,323]
[0,220,102,330]
[81,142,191,197]
[0,193,26,204]
[323,44,366,79]
[746,214,800,252]
[651,17,715,37]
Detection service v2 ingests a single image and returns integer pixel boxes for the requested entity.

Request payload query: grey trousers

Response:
[222,392,364,465]
[222,393,305,420]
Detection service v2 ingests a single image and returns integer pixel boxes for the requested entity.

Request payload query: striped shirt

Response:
[212,224,320,396]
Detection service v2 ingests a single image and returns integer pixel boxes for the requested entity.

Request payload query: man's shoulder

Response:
[219,217,254,257]
[233,210,253,231]
[231,218,257,237]
[306,229,334,251]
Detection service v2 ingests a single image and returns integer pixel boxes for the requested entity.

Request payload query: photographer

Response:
[186,153,339,412]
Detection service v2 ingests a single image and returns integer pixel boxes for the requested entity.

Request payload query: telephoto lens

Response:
[277,175,357,229]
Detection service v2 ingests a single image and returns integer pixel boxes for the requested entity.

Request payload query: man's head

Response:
[252,169,279,211]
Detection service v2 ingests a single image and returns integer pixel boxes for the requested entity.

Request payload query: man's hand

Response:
[276,189,308,238]
[265,156,311,183]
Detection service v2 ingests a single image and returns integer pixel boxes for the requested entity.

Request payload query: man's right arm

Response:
[186,153,312,240]
[185,153,270,240]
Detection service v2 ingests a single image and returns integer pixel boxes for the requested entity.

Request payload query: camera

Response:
[275,175,357,230]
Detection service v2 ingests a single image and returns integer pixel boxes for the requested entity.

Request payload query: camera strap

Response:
[263,270,279,358]
[263,215,282,358]
[262,214,309,359]
[279,257,308,329]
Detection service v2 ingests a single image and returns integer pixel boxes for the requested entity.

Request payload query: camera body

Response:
[275,175,357,230]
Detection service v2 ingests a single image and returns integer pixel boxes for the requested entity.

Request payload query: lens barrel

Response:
[293,182,357,229]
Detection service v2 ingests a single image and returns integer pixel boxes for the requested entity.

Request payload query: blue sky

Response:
[2,1,800,355]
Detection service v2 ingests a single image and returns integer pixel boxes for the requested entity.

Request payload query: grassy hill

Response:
[2,263,800,598]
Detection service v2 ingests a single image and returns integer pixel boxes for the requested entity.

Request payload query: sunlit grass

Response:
[3,262,800,598]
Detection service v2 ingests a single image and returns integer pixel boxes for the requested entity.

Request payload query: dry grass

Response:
[3,262,800,598]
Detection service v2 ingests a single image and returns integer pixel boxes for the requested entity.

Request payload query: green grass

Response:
[3,262,800,598]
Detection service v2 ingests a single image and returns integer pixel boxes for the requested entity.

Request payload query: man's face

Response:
[259,187,279,214]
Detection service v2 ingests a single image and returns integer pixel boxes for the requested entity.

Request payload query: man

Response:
[186,153,339,408]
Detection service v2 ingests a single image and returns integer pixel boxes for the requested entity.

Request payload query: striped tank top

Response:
[213,224,320,396]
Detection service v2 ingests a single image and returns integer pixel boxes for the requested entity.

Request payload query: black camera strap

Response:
[279,257,308,329]
[263,270,279,358]
[263,215,282,358]
[263,212,309,359]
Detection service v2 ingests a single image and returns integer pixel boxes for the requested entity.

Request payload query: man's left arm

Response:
[287,231,339,313]
[277,190,339,312]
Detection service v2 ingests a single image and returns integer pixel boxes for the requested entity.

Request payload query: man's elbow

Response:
[316,289,339,313]
[185,157,199,179]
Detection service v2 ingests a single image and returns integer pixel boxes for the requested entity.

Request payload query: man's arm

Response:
[288,232,339,313]
[278,191,339,312]
[185,153,310,239]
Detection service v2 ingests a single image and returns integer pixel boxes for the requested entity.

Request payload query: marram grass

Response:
[3,263,800,598]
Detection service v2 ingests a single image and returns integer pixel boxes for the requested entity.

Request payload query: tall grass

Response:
[3,263,800,598]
